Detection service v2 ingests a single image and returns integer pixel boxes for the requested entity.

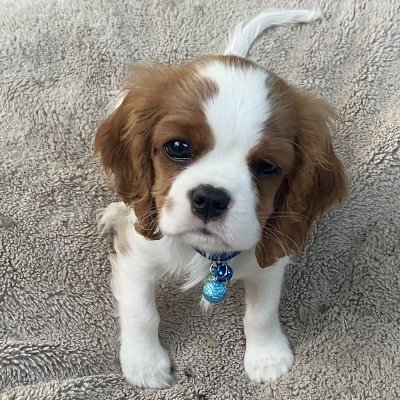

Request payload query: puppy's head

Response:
[95,56,347,267]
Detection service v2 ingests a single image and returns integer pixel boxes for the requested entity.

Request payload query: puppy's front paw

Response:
[120,344,171,388]
[244,334,294,383]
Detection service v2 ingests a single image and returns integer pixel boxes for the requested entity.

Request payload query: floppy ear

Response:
[94,70,165,240]
[256,91,348,267]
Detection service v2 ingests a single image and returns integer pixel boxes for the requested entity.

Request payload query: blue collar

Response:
[195,248,241,263]
[195,248,241,304]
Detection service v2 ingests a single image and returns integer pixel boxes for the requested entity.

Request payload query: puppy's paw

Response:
[244,334,294,383]
[120,344,171,389]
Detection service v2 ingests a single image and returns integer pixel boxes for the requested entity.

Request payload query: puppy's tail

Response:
[225,8,322,58]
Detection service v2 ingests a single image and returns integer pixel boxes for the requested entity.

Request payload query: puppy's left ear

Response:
[256,91,349,267]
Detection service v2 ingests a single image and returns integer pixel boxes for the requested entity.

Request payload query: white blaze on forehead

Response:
[198,61,271,154]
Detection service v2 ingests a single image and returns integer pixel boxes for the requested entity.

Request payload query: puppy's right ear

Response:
[94,86,161,240]
[95,97,134,204]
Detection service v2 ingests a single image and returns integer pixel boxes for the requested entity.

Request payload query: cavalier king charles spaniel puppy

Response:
[96,9,348,388]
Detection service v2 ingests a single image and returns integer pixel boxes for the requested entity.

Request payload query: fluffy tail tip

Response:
[305,8,323,22]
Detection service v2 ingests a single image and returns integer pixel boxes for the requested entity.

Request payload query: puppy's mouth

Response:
[191,226,222,239]
[184,227,221,241]
[177,226,235,252]
[170,223,221,238]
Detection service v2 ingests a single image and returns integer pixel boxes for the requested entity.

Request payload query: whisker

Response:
[264,223,300,254]
[262,226,290,255]
[260,227,288,258]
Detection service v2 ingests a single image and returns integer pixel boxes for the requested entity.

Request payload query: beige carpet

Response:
[1,0,399,399]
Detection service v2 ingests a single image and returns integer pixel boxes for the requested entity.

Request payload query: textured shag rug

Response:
[1,0,399,399]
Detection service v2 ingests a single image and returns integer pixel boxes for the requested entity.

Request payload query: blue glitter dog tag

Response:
[202,262,233,304]
[195,250,239,305]
[203,275,228,303]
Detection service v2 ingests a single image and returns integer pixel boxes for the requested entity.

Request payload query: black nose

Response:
[190,185,231,221]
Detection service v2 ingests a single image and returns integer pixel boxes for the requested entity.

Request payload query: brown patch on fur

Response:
[95,61,217,239]
[247,136,295,252]
[255,74,348,267]
[195,54,257,70]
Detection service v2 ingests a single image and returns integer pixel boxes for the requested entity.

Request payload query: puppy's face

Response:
[95,56,347,267]
[154,59,292,253]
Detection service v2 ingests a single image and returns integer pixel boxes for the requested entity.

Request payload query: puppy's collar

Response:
[195,249,241,262]
[195,249,240,304]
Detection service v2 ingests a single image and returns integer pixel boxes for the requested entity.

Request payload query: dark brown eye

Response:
[253,160,281,176]
[164,140,192,162]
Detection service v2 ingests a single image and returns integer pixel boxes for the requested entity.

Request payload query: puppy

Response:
[96,9,348,388]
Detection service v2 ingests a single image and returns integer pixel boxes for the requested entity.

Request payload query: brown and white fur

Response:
[96,9,348,388]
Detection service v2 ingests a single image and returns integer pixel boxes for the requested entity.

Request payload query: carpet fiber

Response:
[1,0,399,399]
